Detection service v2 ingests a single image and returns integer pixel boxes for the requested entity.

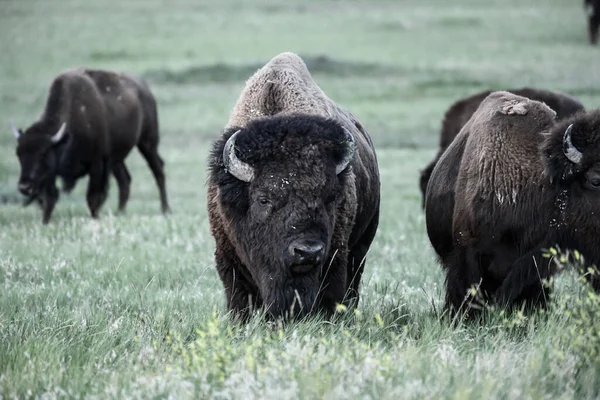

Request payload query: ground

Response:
[0,0,599,398]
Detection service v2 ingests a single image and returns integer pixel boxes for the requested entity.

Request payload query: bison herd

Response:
[8,46,600,321]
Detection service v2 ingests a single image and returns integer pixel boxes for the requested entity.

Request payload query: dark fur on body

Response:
[14,68,170,223]
[585,0,600,45]
[208,114,380,320]
[425,91,600,315]
[419,88,584,207]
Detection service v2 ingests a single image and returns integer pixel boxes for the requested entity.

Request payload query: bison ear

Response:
[50,122,67,145]
[10,119,22,139]
[335,127,356,175]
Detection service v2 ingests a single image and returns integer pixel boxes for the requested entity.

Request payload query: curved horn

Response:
[50,122,67,144]
[563,124,583,164]
[223,130,255,182]
[10,119,21,139]
[336,128,356,175]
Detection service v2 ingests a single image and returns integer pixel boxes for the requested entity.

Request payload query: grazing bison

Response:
[419,88,584,207]
[207,52,380,320]
[11,68,170,223]
[426,91,600,315]
[585,0,600,45]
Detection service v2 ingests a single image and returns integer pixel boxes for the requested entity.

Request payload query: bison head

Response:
[210,114,355,319]
[542,110,600,269]
[543,111,600,188]
[12,120,67,199]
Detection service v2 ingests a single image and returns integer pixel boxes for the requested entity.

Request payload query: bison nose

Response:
[289,240,325,273]
[18,181,32,196]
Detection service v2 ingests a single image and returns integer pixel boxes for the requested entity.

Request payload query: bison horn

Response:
[10,119,21,139]
[50,122,67,144]
[223,129,255,182]
[336,128,356,175]
[563,124,583,164]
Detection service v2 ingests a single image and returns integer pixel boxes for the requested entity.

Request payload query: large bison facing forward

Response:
[426,91,600,315]
[419,88,584,207]
[207,53,380,320]
[11,68,170,223]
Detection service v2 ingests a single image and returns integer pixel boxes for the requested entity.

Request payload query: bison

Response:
[425,91,599,315]
[419,88,584,207]
[207,53,380,321]
[585,0,600,45]
[11,68,170,223]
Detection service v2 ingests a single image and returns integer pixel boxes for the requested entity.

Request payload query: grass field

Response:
[1,0,600,398]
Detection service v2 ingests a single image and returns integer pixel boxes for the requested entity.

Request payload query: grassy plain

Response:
[0,0,599,398]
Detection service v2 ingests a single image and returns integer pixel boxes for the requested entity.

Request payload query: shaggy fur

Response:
[426,91,600,315]
[207,52,380,321]
[14,68,170,223]
[585,0,600,45]
[419,88,584,207]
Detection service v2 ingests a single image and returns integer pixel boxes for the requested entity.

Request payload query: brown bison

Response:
[419,88,584,207]
[425,91,600,315]
[585,0,600,45]
[11,68,170,223]
[207,53,380,320]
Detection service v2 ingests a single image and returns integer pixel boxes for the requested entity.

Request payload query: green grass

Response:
[1,0,599,398]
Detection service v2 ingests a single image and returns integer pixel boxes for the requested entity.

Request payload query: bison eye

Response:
[589,178,600,188]
[258,197,271,206]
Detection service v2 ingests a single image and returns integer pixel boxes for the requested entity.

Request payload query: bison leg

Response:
[137,142,170,214]
[319,260,348,317]
[444,247,485,316]
[589,13,599,45]
[86,158,110,219]
[112,162,131,212]
[345,207,380,308]
[40,183,59,224]
[493,249,555,310]
[214,240,261,321]
[584,265,600,292]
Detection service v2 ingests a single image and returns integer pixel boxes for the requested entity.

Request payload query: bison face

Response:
[13,122,67,199]
[211,115,355,319]
[241,166,338,318]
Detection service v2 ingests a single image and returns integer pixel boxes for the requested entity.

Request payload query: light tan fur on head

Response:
[226,53,371,146]
[457,91,557,207]
[227,52,333,128]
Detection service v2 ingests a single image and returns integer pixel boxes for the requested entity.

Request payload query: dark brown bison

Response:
[425,91,600,315]
[585,0,600,45]
[11,68,170,223]
[207,53,380,321]
[419,88,584,207]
